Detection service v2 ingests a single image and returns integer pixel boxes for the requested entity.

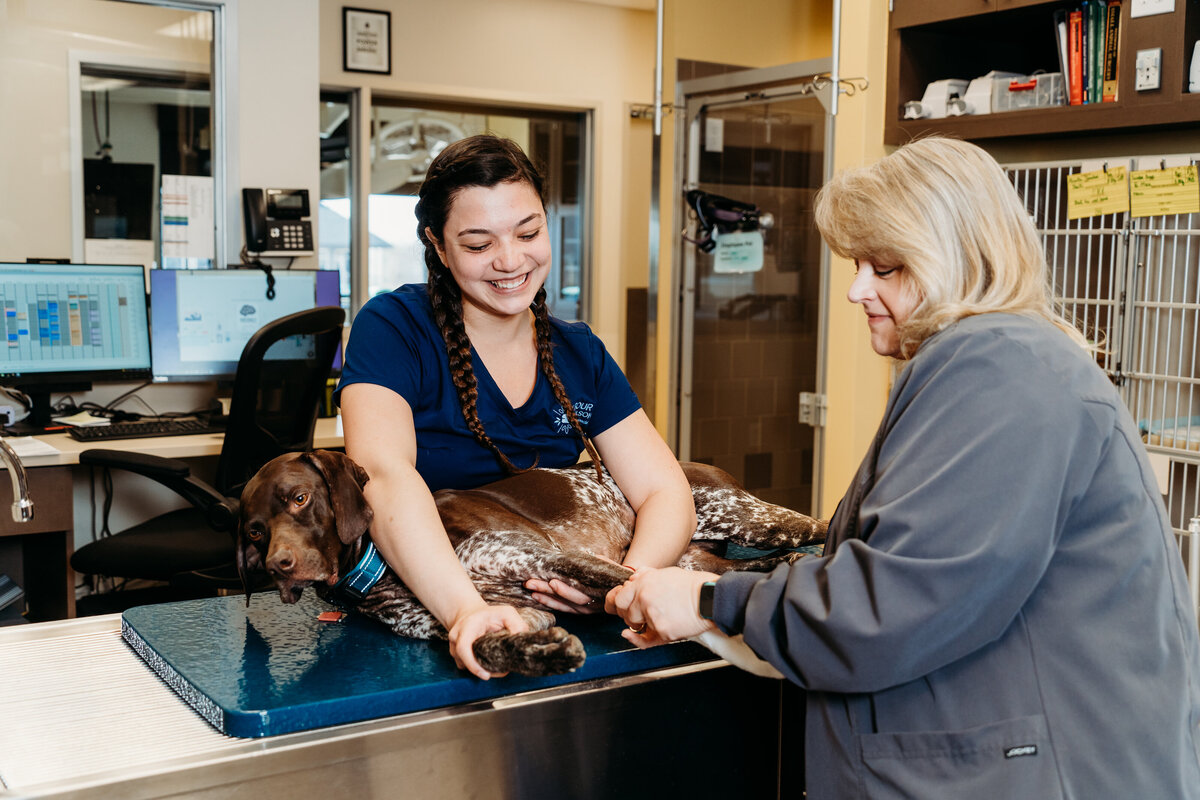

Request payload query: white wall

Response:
[230,0,320,268]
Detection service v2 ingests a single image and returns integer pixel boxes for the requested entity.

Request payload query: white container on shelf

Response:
[948,70,1022,115]
[904,78,970,119]
[991,72,1066,112]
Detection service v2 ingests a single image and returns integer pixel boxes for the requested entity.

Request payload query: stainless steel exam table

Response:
[0,601,797,799]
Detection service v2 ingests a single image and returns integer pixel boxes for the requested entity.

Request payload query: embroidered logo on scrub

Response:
[1004,745,1038,759]
[552,402,593,434]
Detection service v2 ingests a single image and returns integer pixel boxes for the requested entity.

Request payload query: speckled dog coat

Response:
[237,450,826,677]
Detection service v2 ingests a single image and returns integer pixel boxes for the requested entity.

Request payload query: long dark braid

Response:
[531,286,605,480]
[426,257,525,474]
[416,134,603,479]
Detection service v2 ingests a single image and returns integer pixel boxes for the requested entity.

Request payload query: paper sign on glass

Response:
[705,117,724,153]
[1066,166,1130,220]
[712,230,764,273]
[1129,165,1200,218]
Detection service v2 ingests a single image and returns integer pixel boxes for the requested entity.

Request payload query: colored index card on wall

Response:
[1067,166,1130,220]
[1129,165,1200,218]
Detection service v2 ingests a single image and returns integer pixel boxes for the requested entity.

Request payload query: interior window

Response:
[0,0,220,268]
[318,97,588,322]
[81,65,213,271]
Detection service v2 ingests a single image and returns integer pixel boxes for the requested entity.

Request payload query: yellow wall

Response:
[820,0,892,514]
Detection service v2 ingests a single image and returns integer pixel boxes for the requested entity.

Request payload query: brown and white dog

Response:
[236,450,826,677]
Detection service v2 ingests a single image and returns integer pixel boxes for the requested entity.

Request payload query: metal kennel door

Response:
[1008,158,1200,617]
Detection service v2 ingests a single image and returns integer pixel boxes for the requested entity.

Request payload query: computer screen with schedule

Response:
[0,261,152,430]
[149,268,342,382]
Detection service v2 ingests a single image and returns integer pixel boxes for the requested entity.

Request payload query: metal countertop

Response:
[0,614,781,800]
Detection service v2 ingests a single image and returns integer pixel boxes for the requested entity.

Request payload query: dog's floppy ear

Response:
[235,520,263,607]
[302,449,374,544]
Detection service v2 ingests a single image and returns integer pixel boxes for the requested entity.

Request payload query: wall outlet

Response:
[1136,47,1163,91]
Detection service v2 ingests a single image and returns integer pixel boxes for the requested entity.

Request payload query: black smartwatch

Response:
[698,581,717,620]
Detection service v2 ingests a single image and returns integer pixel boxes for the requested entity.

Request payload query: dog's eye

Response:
[246,528,265,542]
[293,492,309,506]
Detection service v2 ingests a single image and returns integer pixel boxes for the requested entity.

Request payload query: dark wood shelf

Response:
[885,0,1200,145]
[888,96,1200,143]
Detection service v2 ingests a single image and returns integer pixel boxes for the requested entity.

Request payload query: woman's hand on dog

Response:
[606,567,719,647]
[448,603,530,680]
[525,578,603,614]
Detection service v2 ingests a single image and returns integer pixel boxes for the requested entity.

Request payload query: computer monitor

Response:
[149,268,342,382]
[0,262,152,431]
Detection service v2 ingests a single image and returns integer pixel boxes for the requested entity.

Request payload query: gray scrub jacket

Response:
[715,313,1200,798]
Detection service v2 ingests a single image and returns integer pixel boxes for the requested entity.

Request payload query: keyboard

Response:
[66,418,224,442]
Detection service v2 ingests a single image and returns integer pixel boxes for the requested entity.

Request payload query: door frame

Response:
[669,58,836,510]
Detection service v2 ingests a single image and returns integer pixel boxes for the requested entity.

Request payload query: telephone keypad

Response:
[267,221,313,253]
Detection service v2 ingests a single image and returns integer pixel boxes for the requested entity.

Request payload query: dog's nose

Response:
[267,548,296,575]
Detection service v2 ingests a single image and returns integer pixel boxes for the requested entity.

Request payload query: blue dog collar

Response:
[334,541,386,600]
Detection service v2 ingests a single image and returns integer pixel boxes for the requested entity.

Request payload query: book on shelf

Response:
[1091,1,1107,104]
[1054,8,1071,85]
[1103,1,1121,102]
[1068,8,1085,105]
[1064,1,1121,106]
[1081,1,1091,103]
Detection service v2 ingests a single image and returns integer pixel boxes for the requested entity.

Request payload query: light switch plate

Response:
[1130,0,1175,18]
[1136,47,1163,91]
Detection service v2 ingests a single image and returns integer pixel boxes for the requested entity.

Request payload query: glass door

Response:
[674,72,831,513]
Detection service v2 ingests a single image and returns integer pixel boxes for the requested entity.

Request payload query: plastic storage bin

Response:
[991,73,1065,112]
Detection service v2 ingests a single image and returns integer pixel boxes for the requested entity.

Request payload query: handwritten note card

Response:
[1067,166,1130,220]
[1129,165,1200,218]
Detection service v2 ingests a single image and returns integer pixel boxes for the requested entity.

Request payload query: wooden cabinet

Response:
[0,466,75,621]
[891,0,1051,27]
[885,1,1200,144]
[891,1,994,28]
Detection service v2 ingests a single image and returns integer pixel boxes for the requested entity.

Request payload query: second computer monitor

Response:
[149,269,342,382]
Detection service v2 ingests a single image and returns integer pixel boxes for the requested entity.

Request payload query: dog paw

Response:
[473,626,586,677]
[781,549,813,564]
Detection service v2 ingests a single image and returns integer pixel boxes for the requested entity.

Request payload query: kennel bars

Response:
[1007,158,1200,617]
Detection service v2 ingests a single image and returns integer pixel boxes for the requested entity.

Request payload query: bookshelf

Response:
[885,1,1200,144]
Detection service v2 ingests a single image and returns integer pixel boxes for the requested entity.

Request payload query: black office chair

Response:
[71,306,346,615]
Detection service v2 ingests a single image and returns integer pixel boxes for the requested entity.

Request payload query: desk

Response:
[0,417,344,622]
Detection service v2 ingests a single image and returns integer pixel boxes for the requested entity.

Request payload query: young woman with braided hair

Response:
[337,134,695,679]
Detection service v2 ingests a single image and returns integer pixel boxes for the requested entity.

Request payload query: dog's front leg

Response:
[352,581,586,677]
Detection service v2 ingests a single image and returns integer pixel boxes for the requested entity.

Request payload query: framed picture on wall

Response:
[343,7,391,74]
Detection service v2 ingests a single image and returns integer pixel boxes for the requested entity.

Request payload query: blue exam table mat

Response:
[122,592,715,738]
